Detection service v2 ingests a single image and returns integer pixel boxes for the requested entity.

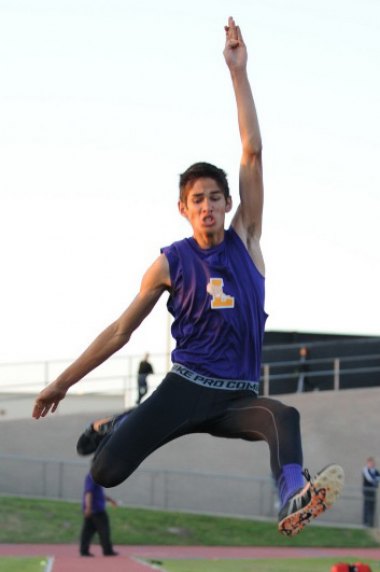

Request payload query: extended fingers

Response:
[51,401,59,414]
[32,401,45,419]
[32,399,57,419]
[226,15,236,30]
[225,16,243,48]
[236,25,245,46]
[225,16,237,39]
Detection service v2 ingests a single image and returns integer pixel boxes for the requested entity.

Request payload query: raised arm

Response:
[224,17,265,275]
[32,254,170,419]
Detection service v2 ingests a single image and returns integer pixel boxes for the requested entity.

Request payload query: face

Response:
[178,178,232,241]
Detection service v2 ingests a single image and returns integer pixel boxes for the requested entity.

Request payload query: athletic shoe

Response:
[76,425,103,456]
[278,463,344,537]
[76,409,135,456]
[104,551,119,556]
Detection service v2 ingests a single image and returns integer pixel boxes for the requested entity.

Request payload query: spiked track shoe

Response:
[278,463,344,537]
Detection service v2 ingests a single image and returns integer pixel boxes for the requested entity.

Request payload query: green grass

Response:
[157,559,380,572]
[1,557,379,572]
[0,558,47,572]
[0,495,378,548]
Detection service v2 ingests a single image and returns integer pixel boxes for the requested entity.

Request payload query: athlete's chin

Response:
[201,221,221,232]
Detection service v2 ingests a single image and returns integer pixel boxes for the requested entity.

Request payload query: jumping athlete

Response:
[32,17,344,536]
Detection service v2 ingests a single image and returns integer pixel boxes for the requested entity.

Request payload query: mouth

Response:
[202,215,215,226]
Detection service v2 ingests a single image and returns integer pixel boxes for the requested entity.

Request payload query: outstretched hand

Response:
[32,382,67,419]
[223,16,248,71]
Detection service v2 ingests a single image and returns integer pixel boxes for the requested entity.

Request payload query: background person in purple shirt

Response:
[80,471,118,557]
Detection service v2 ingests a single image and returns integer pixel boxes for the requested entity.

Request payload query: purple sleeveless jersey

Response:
[161,227,268,382]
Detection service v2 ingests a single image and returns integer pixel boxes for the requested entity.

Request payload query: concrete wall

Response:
[0,387,378,522]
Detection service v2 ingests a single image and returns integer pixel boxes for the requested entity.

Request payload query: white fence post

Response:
[263,364,270,396]
[333,358,340,391]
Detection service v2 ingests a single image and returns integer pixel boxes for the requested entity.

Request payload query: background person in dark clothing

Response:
[80,471,118,557]
[362,456,380,527]
[296,346,316,392]
[136,353,154,404]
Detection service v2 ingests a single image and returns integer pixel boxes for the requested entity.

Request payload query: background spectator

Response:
[80,471,119,557]
[362,456,380,527]
[296,346,316,392]
[136,353,154,404]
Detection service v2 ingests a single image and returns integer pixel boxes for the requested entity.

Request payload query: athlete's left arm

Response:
[224,17,265,276]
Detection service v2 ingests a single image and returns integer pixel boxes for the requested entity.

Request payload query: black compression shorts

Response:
[91,372,302,488]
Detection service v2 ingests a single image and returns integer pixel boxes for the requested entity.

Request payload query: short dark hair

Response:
[179,162,230,202]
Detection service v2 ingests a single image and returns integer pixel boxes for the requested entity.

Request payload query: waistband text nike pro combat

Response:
[171,363,259,394]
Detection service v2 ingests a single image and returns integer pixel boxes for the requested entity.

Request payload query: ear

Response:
[178,200,188,219]
[225,196,233,213]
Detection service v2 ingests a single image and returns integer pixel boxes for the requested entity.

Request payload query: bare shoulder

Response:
[141,253,171,291]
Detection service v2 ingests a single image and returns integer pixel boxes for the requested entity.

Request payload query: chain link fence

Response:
[0,453,369,528]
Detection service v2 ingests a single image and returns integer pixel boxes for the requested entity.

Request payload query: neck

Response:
[192,228,225,249]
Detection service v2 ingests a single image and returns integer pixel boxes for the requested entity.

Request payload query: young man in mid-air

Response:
[32,17,344,536]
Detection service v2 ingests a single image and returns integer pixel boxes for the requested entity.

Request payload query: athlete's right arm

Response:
[32,254,171,419]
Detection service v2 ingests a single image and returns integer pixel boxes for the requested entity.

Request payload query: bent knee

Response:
[278,404,300,428]
[91,456,123,488]
[286,405,300,421]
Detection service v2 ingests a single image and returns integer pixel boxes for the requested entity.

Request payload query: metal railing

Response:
[261,353,380,395]
[0,340,379,403]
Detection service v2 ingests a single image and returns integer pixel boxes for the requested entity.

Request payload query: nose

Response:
[202,198,213,212]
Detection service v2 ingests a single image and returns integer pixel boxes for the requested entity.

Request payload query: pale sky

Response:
[0,0,379,364]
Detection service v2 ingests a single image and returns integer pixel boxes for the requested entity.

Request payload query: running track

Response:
[1,545,380,572]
